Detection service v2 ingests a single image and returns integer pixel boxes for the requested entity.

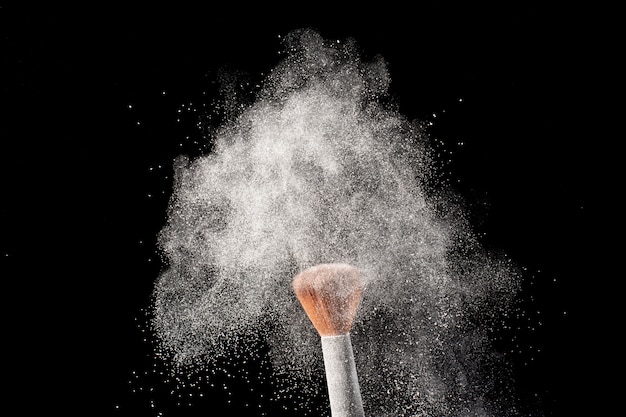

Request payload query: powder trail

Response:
[152,29,521,416]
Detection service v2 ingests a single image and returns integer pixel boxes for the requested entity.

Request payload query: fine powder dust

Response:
[152,29,522,416]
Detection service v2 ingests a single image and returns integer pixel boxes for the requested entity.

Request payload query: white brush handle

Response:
[321,334,365,417]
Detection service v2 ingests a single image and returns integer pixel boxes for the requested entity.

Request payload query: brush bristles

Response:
[292,263,364,337]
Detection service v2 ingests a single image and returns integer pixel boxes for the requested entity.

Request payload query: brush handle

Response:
[321,334,365,417]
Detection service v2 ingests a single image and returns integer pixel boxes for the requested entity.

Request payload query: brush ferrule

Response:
[321,333,365,417]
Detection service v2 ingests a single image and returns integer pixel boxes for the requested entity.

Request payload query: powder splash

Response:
[152,29,521,416]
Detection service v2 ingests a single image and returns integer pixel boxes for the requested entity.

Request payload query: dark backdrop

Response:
[1,4,611,416]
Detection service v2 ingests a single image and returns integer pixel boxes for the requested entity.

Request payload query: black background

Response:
[1,4,612,416]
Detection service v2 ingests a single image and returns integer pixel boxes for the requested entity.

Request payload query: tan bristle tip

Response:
[292,263,364,337]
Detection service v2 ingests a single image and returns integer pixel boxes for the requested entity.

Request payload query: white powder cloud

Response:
[152,28,521,416]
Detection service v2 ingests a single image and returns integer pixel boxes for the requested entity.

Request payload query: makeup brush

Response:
[292,263,365,417]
